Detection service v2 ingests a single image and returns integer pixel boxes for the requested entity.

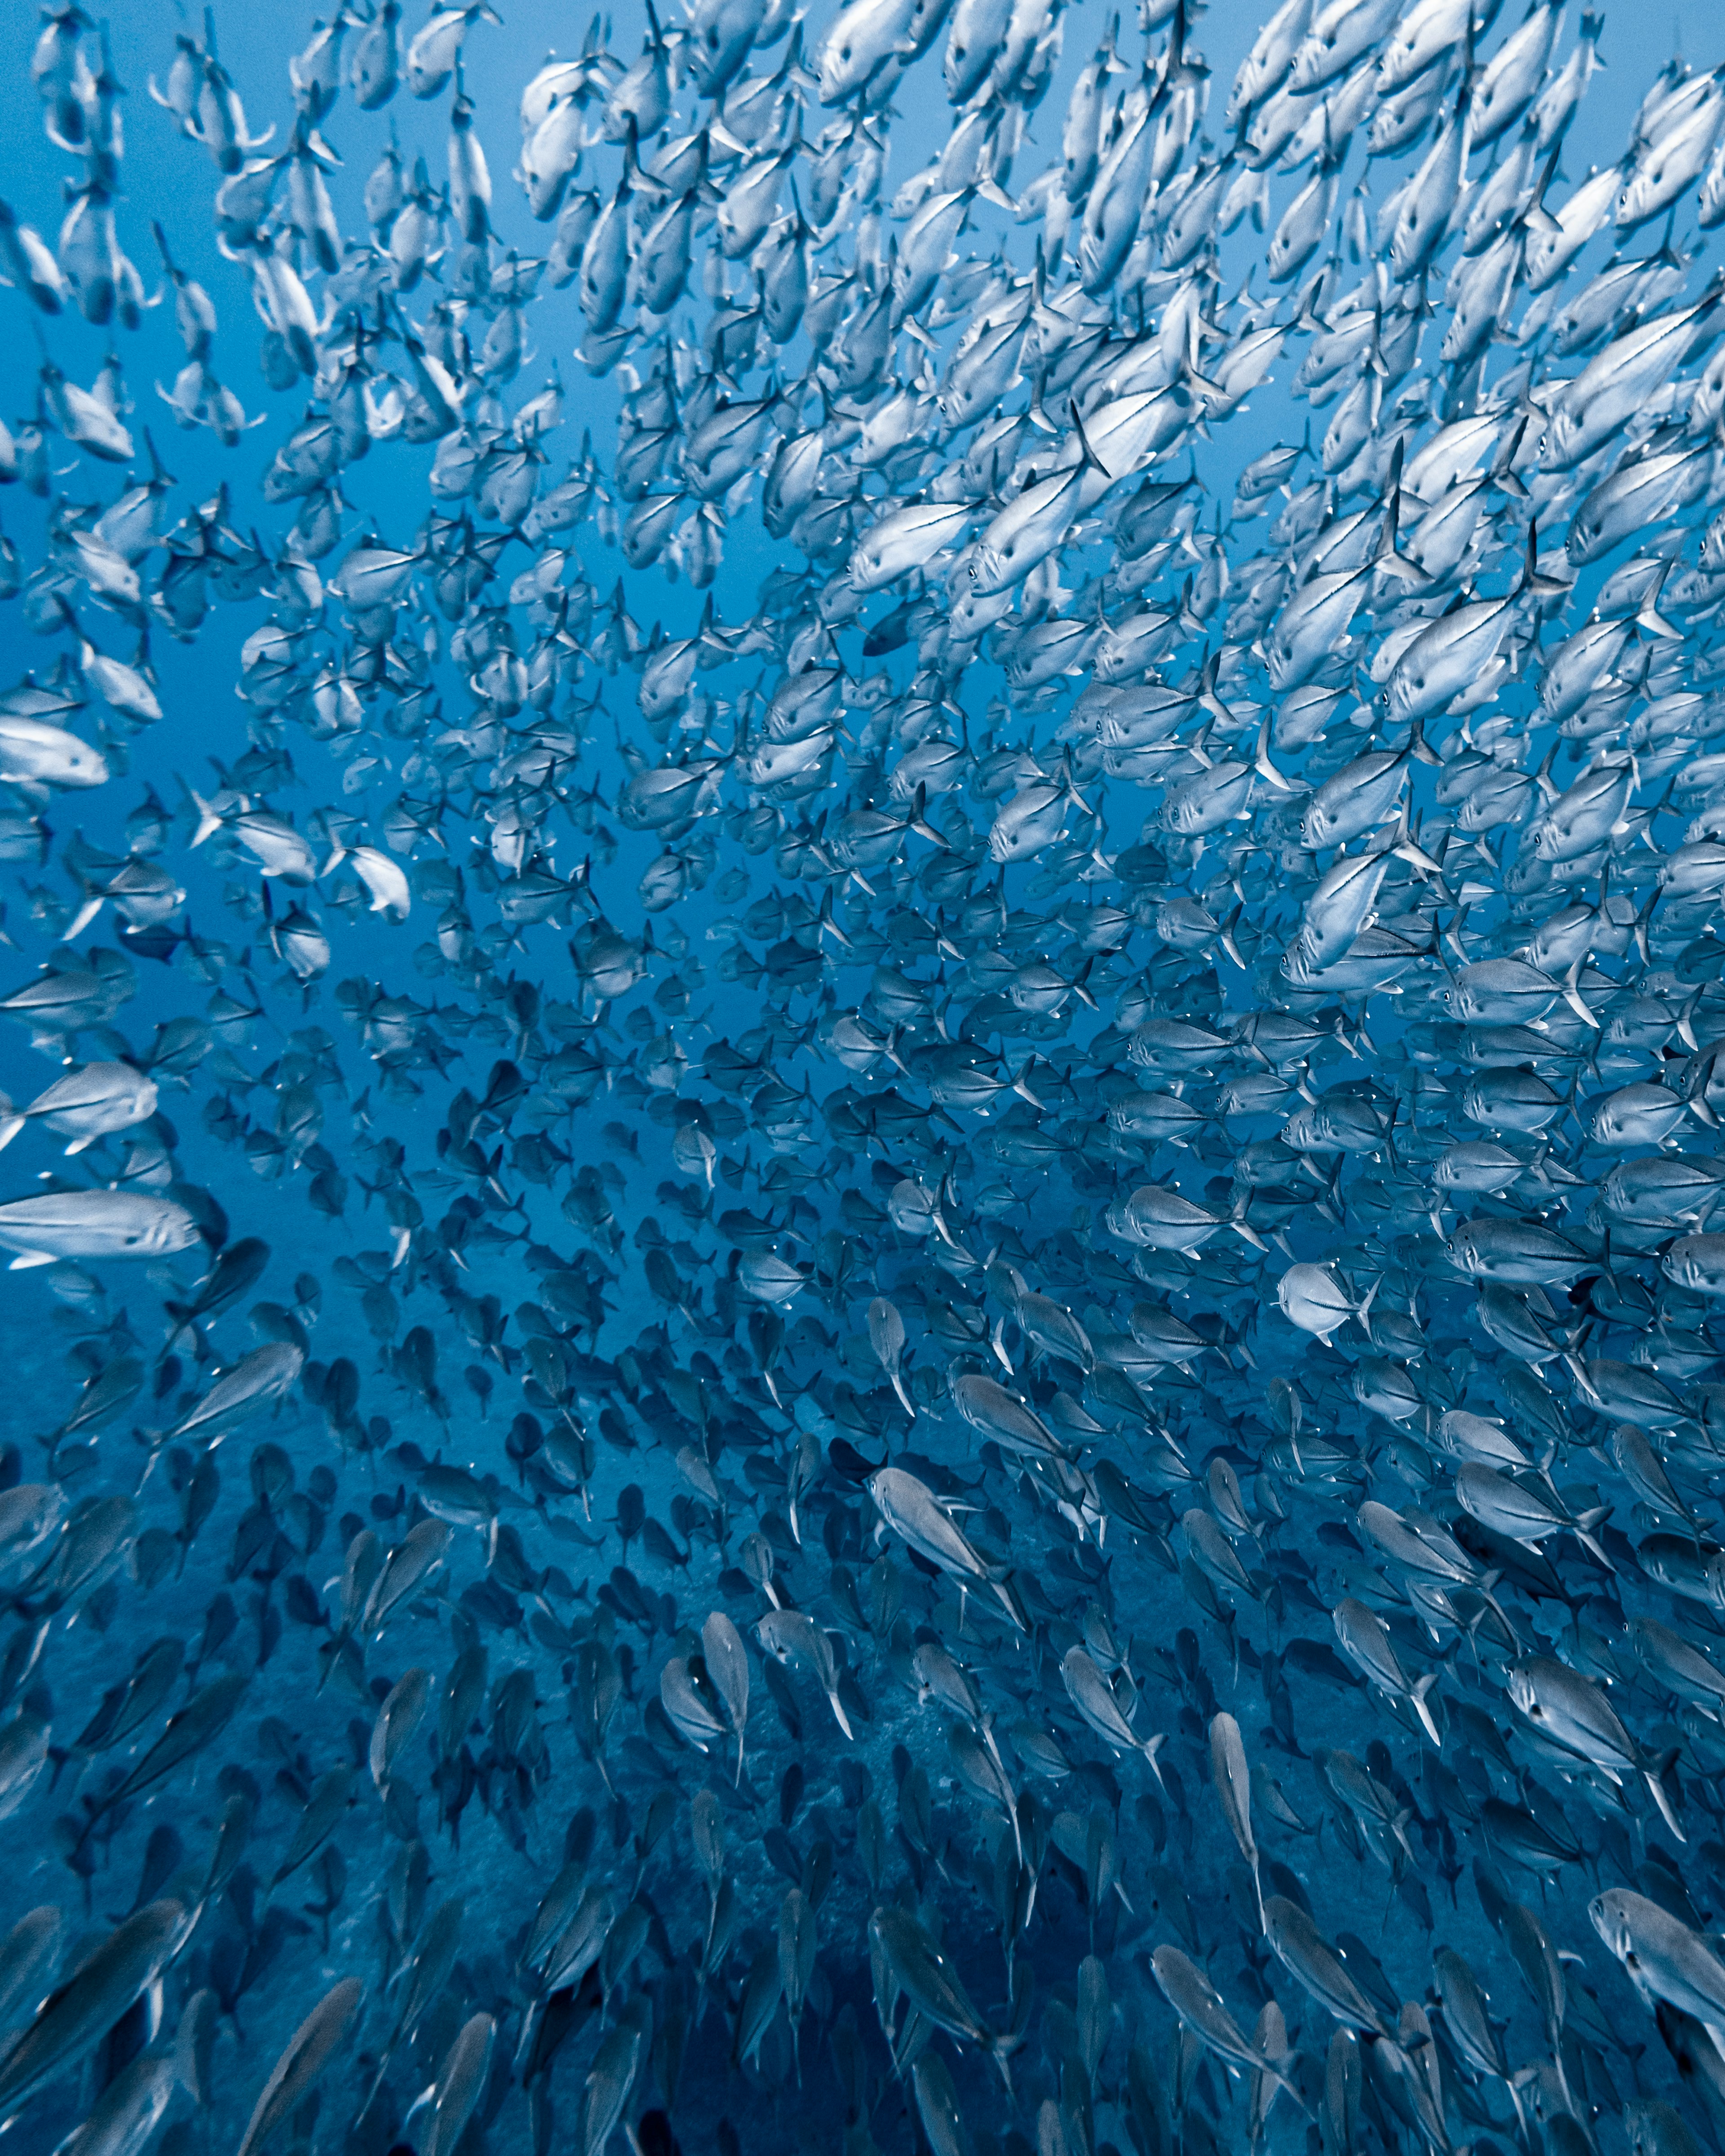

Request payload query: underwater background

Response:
[1,3,1725,2156]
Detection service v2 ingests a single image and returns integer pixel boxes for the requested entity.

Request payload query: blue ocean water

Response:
[1,4,1725,2156]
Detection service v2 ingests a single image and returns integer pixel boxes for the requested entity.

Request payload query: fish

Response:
[1060,1643,1166,1777]
[869,1903,1020,2071]
[1150,1944,1306,2101]
[1509,1657,1686,1836]
[0,1899,188,2119]
[1263,1895,1393,2037]
[755,1606,854,1738]
[1276,1261,1377,1343]
[234,1979,365,2156]
[0,1189,202,1267]
[867,1463,1019,1621]
[0,1060,158,1154]
[0,714,109,790]
[418,2012,496,2156]
[1591,1890,1725,2033]
[150,1340,305,1448]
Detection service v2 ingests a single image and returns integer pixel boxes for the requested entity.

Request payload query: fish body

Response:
[0,1190,200,1268]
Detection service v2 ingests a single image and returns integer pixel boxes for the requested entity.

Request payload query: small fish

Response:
[756,1607,853,1739]
[1060,1644,1165,1779]
[234,1979,364,2156]
[1150,1945,1306,2102]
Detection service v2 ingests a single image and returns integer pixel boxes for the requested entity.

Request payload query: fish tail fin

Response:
[1518,517,1567,597]
[1526,141,1564,236]
[1010,1058,1043,1108]
[1574,1515,1613,1568]
[1228,1202,1269,1253]
[1253,709,1293,791]
[991,1958,1035,2063]
[1374,442,1426,584]
[1491,408,1532,496]
[64,893,105,941]
[1645,1759,1686,1843]
[991,1571,1029,1631]
[1069,397,1110,478]
[1293,272,1326,336]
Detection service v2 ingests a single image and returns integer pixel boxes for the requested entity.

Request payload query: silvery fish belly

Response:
[5,2,1725,2153]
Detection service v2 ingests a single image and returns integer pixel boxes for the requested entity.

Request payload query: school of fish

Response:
[7,0,1725,2151]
